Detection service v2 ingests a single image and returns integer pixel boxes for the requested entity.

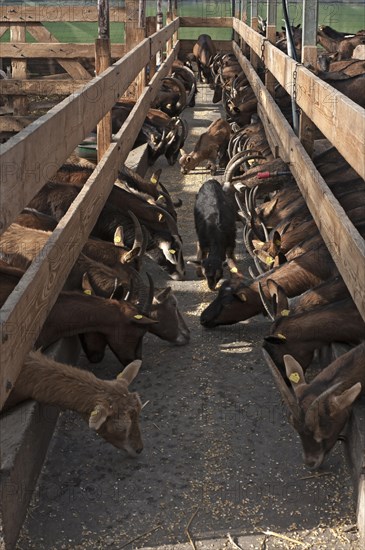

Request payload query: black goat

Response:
[192,179,237,290]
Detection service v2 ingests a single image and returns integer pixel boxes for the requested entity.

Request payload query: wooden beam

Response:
[0,40,150,235]
[10,24,28,115]
[0,6,126,23]
[233,18,365,180]
[179,17,232,28]
[26,24,92,79]
[96,0,112,161]
[0,21,179,236]
[265,0,277,96]
[0,42,125,59]
[0,40,179,410]
[232,40,365,324]
[0,79,86,96]
[300,0,319,155]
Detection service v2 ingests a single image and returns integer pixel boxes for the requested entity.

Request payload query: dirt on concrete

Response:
[17,85,360,550]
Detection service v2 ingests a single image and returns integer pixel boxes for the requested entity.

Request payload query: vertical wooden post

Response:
[146,17,157,81]
[96,0,112,162]
[300,0,318,156]
[166,0,173,55]
[240,0,249,56]
[10,24,28,116]
[265,0,277,96]
[250,0,260,70]
[156,0,163,67]
[125,0,146,99]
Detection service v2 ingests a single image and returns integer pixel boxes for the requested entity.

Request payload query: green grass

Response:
[0,2,363,43]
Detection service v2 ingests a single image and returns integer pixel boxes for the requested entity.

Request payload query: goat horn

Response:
[254,255,265,275]
[153,204,181,241]
[142,272,154,316]
[258,282,275,321]
[262,349,301,421]
[261,222,270,242]
[122,210,143,263]
[235,192,250,222]
[243,226,256,259]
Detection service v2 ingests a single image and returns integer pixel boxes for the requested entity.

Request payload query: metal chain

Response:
[260,39,269,74]
[292,62,302,115]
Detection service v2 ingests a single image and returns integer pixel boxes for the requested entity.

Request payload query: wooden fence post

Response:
[125,0,146,99]
[10,24,28,115]
[96,0,112,162]
[300,0,318,156]
[250,0,260,70]
[265,0,277,96]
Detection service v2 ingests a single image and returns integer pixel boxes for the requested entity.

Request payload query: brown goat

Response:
[179,118,231,175]
[0,263,156,367]
[5,351,144,455]
[263,298,365,372]
[264,343,365,469]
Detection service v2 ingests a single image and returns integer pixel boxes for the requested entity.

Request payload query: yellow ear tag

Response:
[289,372,300,384]
[281,309,290,316]
[274,240,281,246]
[151,177,157,184]
[134,314,143,320]
[158,214,164,222]
[169,249,176,254]
[230,266,238,273]
[158,194,164,200]
[84,289,92,295]
[266,256,275,265]
[277,333,286,340]
[90,410,98,416]
[114,236,122,243]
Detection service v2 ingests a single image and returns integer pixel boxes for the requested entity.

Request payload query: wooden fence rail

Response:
[0,13,364,409]
[0,19,179,409]
[233,18,365,181]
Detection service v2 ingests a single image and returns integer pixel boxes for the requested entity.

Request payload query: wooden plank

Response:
[10,25,28,116]
[0,39,151,236]
[179,17,232,28]
[95,38,112,161]
[300,0,319,155]
[232,40,365,323]
[26,24,92,80]
[0,42,125,59]
[265,1,277,96]
[0,79,86,96]
[125,0,146,99]
[233,19,365,180]
[0,23,9,39]
[0,40,179,410]
[150,18,180,57]
[0,6,126,23]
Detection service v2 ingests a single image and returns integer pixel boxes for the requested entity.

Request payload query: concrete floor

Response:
[17,85,360,550]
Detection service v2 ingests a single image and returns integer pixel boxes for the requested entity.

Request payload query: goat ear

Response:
[82,272,95,295]
[89,404,110,431]
[237,291,247,302]
[283,355,307,393]
[131,313,158,325]
[150,168,162,185]
[262,198,278,218]
[267,278,289,318]
[153,287,172,303]
[330,383,362,415]
[117,359,142,385]
[114,226,125,247]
